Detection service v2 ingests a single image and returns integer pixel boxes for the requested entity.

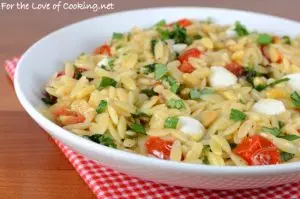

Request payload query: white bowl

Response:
[14,7,300,189]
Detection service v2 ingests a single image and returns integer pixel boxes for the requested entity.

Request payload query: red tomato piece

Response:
[94,44,111,56]
[225,62,244,76]
[176,18,193,28]
[233,135,279,165]
[145,137,173,160]
[178,61,195,73]
[251,147,280,165]
[178,48,202,63]
[53,106,85,125]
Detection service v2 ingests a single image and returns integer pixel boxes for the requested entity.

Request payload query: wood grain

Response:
[1,0,300,198]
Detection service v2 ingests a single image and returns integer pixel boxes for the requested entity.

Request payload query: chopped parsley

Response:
[154,64,168,80]
[244,67,263,87]
[261,124,300,141]
[85,134,116,148]
[257,34,272,45]
[277,134,300,141]
[141,88,158,98]
[129,123,146,135]
[41,92,57,105]
[141,63,156,75]
[157,24,187,43]
[112,32,123,40]
[157,28,171,40]
[280,151,294,162]
[290,91,300,107]
[255,77,289,91]
[282,36,291,45]
[155,19,166,27]
[261,127,281,136]
[162,76,180,93]
[167,98,186,110]
[170,24,187,43]
[96,100,108,113]
[278,121,285,129]
[189,88,214,100]
[99,77,117,89]
[234,21,249,37]
[229,109,247,121]
[151,39,158,55]
[164,116,179,129]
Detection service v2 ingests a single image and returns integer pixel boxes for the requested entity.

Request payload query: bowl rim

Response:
[14,6,300,176]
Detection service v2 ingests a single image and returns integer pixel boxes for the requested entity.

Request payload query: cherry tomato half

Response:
[225,62,244,77]
[178,48,202,63]
[145,137,173,160]
[178,61,195,73]
[233,135,280,165]
[94,44,111,56]
[176,18,193,28]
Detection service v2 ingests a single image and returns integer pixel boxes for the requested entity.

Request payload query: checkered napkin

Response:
[5,57,300,199]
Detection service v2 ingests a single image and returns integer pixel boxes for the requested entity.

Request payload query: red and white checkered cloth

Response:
[5,57,300,199]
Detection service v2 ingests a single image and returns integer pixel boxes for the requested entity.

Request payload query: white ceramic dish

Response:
[14,7,300,189]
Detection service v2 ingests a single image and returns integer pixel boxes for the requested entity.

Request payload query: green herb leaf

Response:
[290,91,300,107]
[151,39,158,55]
[257,34,272,45]
[167,98,186,110]
[87,134,116,148]
[164,116,179,129]
[141,88,158,98]
[112,32,123,40]
[131,110,150,118]
[278,134,300,141]
[280,151,294,162]
[278,121,285,129]
[99,77,117,89]
[154,64,168,80]
[255,84,267,91]
[189,88,214,100]
[170,24,187,43]
[268,77,290,87]
[157,28,170,40]
[244,67,262,86]
[41,92,57,105]
[155,19,166,27]
[255,77,289,91]
[261,127,281,136]
[96,100,108,113]
[162,76,180,93]
[234,21,249,37]
[141,63,156,75]
[129,123,146,135]
[282,36,291,45]
[185,35,203,45]
[230,108,247,121]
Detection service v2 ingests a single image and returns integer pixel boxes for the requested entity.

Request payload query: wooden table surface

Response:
[1,0,300,198]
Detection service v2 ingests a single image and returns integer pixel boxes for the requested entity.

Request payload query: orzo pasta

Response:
[41,18,300,166]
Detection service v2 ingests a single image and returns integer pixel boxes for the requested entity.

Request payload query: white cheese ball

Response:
[284,73,300,92]
[172,44,187,53]
[209,66,238,89]
[178,116,205,141]
[252,99,286,116]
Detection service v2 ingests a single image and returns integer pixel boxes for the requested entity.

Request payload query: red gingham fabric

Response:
[5,57,300,199]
